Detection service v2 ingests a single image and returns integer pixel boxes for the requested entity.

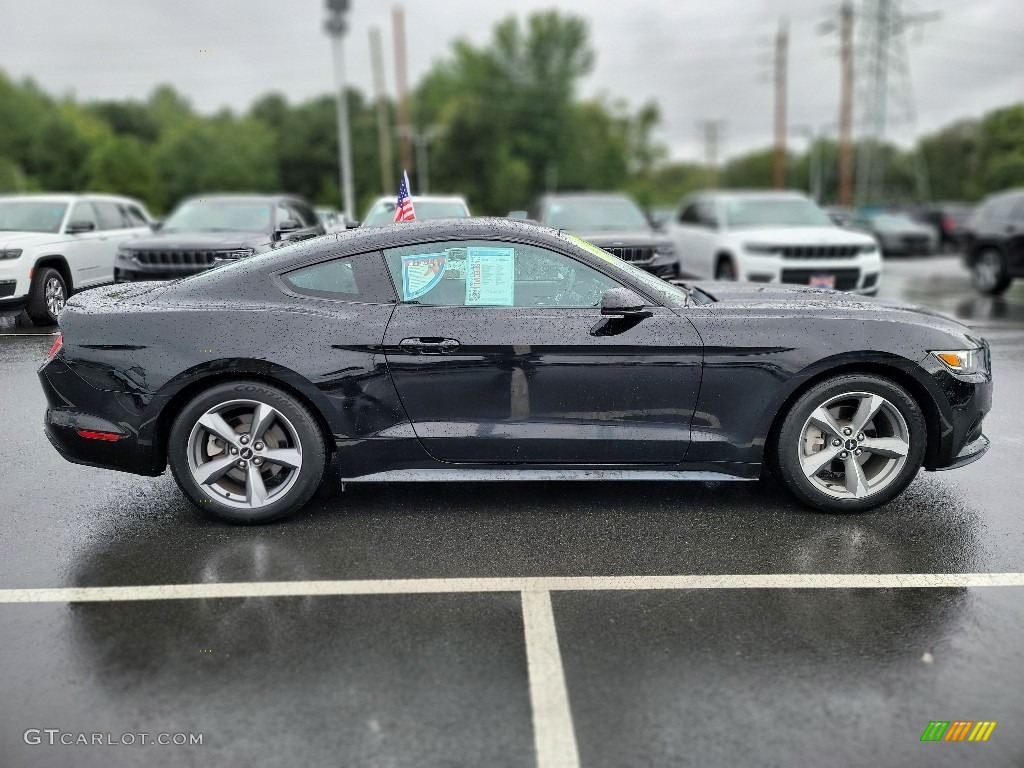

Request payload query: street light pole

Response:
[324,0,355,221]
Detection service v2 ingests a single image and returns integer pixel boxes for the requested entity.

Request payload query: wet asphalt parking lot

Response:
[1,255,1023,767]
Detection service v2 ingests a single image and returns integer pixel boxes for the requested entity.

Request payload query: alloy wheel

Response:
[798,391,910,500]
[45,276,65,320]
[973,251,1002,292]
[186,399,303,509]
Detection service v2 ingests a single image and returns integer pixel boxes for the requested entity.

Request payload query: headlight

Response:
[0,249,23,260]
[116,248,133,259]
[930,349,988,376]
[744,243,779,255]
[858,243,879,254]
[654,244,675,259]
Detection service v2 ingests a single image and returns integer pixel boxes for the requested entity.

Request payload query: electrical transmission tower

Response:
[854,0,940,205]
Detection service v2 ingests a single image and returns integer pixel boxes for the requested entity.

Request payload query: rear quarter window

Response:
[278,251,396,304]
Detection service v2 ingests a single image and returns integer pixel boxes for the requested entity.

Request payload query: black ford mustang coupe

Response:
[39,218,992,523]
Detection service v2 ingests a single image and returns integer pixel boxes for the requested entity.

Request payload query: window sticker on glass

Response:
[401,253,447,300]
[465,247,515,306]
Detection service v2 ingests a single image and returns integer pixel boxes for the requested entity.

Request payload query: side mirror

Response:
[66,220,95,234]
[150,220,163,231]
[344,217,360,229]
[277,218,300,233]
[601,287,652,317]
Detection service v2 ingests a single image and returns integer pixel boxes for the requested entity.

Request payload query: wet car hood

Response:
[692,279,970,330]
[122,230,271,250]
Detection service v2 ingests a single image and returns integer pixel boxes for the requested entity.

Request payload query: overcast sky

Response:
[0,0,1020,162]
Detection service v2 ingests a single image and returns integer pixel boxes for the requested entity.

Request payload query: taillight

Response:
[76,429,122,441]
[942,215,955,233]
[47,333,63,360]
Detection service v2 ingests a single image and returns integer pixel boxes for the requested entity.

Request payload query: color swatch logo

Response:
[921,721,997,742]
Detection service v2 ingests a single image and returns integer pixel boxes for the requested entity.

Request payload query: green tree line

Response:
[0,10,1021,215]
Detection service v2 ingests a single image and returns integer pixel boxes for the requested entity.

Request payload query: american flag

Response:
[394,171,415,223]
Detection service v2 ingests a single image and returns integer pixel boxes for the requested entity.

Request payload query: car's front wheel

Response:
[26,267,67,326]
[773,374,927,513]
[971,248,1011,295]
[168,380,327,523]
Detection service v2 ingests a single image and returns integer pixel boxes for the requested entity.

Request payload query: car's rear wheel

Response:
[26,267,67,326]
[971,248,1011,295]
[773,374,926,513]
[168,380,327,523]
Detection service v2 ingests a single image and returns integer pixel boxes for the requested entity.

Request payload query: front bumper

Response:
[739,253,883,295]
[924,362,993,471]
[38,356,165,476]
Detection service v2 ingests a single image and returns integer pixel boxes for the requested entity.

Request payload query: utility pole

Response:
[698,120,724,188]
[369,27,394,194]
[324,0,355,221]
[392,6,414,179]
[838,1,854,207]
[397,125,446,194]
[773,18,789,189]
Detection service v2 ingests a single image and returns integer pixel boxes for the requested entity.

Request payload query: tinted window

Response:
[290,202,318,228]
[122,204,149,227]
[68,201,98,230]
[280,251,396,303]
[92,201,126,230]
[383,240,620,308]
[678,203,701,224]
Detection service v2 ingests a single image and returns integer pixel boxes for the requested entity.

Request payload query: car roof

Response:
[178,193,308,204]
[0,192,144,204]
[368,195,468,205]
[540,192,637,202]
[698,189,811,201]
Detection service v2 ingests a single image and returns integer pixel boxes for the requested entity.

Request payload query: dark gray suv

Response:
[962,188,1024,294]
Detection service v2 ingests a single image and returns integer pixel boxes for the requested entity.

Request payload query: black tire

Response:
[772,374,927,513]
[971,247,1012,295]
[168,380,327,523]
[715,256,737,281]
[26,267,67,326]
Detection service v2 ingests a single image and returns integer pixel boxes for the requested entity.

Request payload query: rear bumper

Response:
[38,357,165,475]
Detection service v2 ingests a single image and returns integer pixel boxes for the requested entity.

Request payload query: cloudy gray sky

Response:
[0,0,1020,162]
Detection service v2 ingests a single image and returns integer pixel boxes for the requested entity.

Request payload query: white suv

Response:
[0,193,153,325]
[667,191,882,295]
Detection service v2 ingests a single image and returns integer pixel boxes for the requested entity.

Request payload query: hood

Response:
[693,279,974,336]
[122,231,270,250]
[0,231,66,250]
[726,225,875,246]
[575,228,668,247]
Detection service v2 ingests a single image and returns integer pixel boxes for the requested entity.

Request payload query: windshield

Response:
[545,199,649,231]
[163,200,273,232]
[873,214,917,228]
[0,201,67,233]
[724,198,833,228]
[362,200,469,227]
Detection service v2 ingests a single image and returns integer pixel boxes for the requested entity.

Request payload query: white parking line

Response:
[1,572,1023,603]
[522,590,580,768]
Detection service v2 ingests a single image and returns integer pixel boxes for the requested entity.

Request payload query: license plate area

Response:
[809,274,836,289]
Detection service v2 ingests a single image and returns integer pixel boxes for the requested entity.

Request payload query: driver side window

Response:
[383,240,620,308]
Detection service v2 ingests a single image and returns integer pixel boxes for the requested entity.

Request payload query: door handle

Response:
[399,337,461,354]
